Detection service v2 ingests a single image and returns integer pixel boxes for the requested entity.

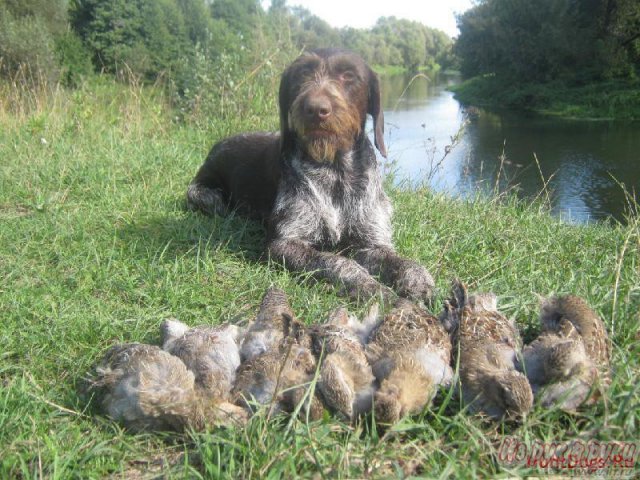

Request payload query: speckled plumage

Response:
[444,281,533,419]
[161,319,242,401]
[310,306,377,420]
[366,299,453,424]
[520,295,610,410]
[232,339,324,420]
[240,287,304,361]
[539,295,611,377]
[90,343,247,432]
[232,287,323,419]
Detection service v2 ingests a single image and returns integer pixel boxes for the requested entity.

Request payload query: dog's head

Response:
[278,48,387,163]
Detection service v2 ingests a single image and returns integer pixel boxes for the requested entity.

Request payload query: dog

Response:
[187,49,435,302]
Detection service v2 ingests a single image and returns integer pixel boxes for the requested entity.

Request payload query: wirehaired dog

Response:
[187,49,435,302]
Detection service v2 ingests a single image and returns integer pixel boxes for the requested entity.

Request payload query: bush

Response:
[54,31,93,87]
[0,8,60,83]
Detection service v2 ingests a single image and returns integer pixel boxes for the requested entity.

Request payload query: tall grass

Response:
[1,65,638,478]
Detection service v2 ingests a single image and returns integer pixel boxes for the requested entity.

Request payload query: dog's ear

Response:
[278,65,295,154]
[367,69,387,158]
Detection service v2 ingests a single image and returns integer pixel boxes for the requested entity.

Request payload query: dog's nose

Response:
[304,96,332,121]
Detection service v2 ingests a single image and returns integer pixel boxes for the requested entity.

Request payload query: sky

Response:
[281,0,474,37]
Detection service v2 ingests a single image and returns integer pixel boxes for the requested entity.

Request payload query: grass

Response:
[1,76,639,478]
[450,74,640,120]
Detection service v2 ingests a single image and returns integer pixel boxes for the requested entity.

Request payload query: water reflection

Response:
[377,73,640,224]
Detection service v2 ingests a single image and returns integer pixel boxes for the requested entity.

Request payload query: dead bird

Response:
[240,287,305,361]
[539,295,611,379]
[443,280,533,420]
[309,305,378,421]
[519,295,611,410]
[161,318,243,402]
[366,298,453,424]
[232,287,323,420]
[89,343,247,432]
[233,338,324,420]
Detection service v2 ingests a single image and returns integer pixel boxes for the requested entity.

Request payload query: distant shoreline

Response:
[449,75,640,121]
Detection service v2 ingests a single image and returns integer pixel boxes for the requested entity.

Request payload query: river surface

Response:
[377,73,640,224]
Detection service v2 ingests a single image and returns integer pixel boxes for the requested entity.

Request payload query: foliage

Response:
[54,31,94,87]
[69,0,190,80]
[283,12,455,72]
[451,74,640,119]
[0,0,68,82]
[209,0,262,38]
[289,6,342,50]
[2,0,454,92]
[456,0,640,82]
[454,0,640,117]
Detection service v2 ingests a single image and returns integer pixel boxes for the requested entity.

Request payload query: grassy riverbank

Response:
[451,75,640,120]
[1,79,639,478]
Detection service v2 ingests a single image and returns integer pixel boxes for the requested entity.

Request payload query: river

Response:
[377,73,640,224]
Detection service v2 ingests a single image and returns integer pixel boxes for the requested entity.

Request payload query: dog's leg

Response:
[268,238,395,301]
[354,247,435,303]
[186,183,229,216]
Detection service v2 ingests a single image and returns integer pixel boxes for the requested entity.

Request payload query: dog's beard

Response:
[303,134,341,163]
[293,121,361,163]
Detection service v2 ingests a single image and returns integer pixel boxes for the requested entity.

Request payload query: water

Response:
[377,73,640,224]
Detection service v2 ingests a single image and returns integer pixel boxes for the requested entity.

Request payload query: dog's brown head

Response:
[279,49,387,163]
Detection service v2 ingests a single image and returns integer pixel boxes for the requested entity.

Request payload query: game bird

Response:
[161,318,243,402]
[309,305,378,421]
[519,295,611,410]
[240,287,303,361]
[89,343,247,432]
[366,299,453,424]
[442,280,533,420]
[232,288,323,419]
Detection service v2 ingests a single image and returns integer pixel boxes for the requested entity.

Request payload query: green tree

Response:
[210,0,261,38]
[372,17,449,71]
[455,0,639,81]
[0,0,69,80]
[70,0,189,79]
[289,7,341,50]
[176,0,214,46]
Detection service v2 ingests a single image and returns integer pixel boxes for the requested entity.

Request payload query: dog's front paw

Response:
[394,263,435,304]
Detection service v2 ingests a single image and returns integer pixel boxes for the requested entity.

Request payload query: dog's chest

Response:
[274,158,380,246]
[304,175,354,244]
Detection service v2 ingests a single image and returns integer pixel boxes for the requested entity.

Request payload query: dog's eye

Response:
[340,71,357,82]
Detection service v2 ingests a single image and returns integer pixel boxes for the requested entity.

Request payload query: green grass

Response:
[1,78,639,478]
[450,74,640,120]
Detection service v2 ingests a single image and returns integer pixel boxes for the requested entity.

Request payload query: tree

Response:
[70,0,188,79]
[289,7,341,50]
[455,0,639,82]
[176,0,214,46]
[0,0,69,80]
[210,0,260,37]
